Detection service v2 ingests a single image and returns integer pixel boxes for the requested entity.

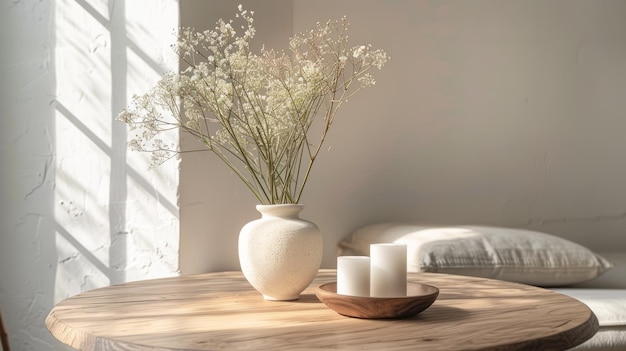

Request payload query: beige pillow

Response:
[338,224,613,287]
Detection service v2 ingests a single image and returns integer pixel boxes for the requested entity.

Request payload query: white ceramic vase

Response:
[238,204,323,301]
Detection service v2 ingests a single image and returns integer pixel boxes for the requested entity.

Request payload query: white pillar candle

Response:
[337,256,371,296]
[370,243,407,297]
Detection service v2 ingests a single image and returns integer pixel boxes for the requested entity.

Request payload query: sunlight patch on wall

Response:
[53,0,180,302]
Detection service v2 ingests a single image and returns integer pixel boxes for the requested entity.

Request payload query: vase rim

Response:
[256,203,303,209]
[255,204,304,217]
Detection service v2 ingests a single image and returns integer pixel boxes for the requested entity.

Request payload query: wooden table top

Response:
[46,270,598,351]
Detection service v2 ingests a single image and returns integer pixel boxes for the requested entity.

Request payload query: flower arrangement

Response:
[118,6,389,204]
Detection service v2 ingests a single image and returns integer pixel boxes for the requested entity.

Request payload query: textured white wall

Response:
[180,0,626,274]
[0,0,179,350]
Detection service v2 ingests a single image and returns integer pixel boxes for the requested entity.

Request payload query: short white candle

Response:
[337,256,371,296]
[370,243,407,297]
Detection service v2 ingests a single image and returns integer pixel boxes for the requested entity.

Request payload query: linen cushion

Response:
[568,252,626,289]
[338,223,613,287]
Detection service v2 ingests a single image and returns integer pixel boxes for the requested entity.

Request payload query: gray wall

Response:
[179,0,295,273]
[180,0,626,274]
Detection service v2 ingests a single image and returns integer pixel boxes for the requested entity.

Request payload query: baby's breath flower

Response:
[357,73,376,87]
[352,45,365,58]
[118,6,388,204]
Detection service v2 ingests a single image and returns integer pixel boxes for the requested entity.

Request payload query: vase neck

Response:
[256,204,304,218]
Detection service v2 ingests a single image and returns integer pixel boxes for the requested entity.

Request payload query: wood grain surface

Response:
[46,270,598,351]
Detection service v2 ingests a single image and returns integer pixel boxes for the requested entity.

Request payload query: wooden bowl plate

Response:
[315,281,439,319]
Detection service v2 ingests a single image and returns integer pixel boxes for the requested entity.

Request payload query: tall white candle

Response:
[370,243,407,297]
[337,256,371,296]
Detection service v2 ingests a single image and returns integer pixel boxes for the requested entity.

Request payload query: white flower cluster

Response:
[118,6,389,204]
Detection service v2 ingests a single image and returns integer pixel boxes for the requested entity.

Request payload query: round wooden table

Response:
[46,270,598,350]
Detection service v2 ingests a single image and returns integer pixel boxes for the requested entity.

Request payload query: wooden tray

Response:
[315,281,439,319]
